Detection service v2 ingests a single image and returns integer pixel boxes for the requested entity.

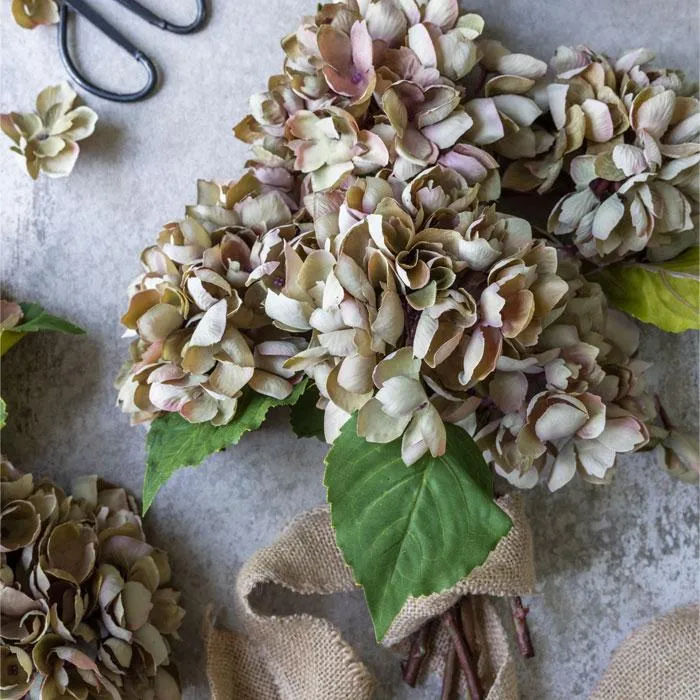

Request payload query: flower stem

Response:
[510,596,535,658]
[442,605,483,700]
[441,640,458,700]
[401,619,437,687]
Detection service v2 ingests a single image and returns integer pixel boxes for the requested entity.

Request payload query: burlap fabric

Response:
[206,494,535,700]
[591,604,700,700]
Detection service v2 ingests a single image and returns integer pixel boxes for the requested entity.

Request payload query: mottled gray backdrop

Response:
[1,1,698,698]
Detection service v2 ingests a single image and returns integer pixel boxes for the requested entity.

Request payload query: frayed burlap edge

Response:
[205,494,534,700]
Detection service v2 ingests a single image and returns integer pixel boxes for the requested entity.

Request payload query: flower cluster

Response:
[118,0,694,493]
[117,173,308,425]
[1,83,98,180]
[503,46,699,262]
[0,460,184,699]
[234,0,546,194]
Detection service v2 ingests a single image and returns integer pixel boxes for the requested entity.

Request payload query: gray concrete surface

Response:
[1,1,698,698]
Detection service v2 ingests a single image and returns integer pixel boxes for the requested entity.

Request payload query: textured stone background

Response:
[1,1,698,698]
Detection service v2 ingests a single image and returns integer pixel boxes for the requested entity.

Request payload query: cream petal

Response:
[136,304,183,343]
[407,23,438,67]
[491,94,542,127]
[249,370,292,399]
[591,195,624,241]
[634,89,676,140]
[189,298,227,347]
[420,110,473,149]
[489,371,528,414]
[265,291,312,331]
[324,401,352,444]
[547,440,577,491]
[464,98,505,145]
[375,376,427,417]
[612,144,648,176]
[535,401,588,442]
[358,399,410,443]
[581,99,614,142]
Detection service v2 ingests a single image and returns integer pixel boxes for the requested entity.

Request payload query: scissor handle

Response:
[59,0,158,103]
[113,0,207,35]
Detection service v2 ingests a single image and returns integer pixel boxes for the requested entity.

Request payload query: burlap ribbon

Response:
[590,604,700,700]
[205,494,535,699]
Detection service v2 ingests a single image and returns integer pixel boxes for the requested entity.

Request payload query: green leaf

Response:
[143,379,308,513]
[14,303,86,335]
[324,416,512,641]
[592,247,700,333]
[290,383,325,440]
[0,397,6,429]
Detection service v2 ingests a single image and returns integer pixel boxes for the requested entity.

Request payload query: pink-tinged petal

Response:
[249,370,292,399]
[464,98,505,145]
[420,110,472,149]
[365,0,408,46]
[41,141,80,178]
[581,99,614,142]
[136,304,183,343]
[615,48,655,73]
[548,440,577,491]
[407,23,437,68]
[351,21,374,74]
[353,129,390,172]
[397,0,421,25]
[317,25,352,72]
[599,416,647,453]
[438,143,497,181]
[591,195,624,241]
[423,0,459,31]
[396,125,438,164]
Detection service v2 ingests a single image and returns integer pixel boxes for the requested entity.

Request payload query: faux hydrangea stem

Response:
[441,641,458,700]
[510,596,535,658]
[442,605,483,700]
[400,618,437,687]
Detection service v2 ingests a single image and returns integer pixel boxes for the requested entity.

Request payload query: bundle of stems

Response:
[400,595,534,698]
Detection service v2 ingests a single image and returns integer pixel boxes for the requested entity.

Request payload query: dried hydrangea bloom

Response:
[264,163,567,465]
[11,0,58,29]
[235,0,547,193]
[1,83,97,180]
[474,257,655,490]
[0,301,23,330]
[0,463,184,700]
[504,46,699,262]
[118,172,308,425]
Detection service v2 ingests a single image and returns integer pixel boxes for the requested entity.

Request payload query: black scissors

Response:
[58,0,207,103]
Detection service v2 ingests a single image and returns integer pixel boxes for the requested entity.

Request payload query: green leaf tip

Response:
[324,415,512,641]
[592,246,700,333]
[142,378,308,513]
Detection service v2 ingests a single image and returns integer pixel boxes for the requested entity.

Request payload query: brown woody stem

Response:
[459,595,478,655]
[442,605,483,700]
[510,596,535,658]
[441,641,458,700]
[401,619,436,687]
